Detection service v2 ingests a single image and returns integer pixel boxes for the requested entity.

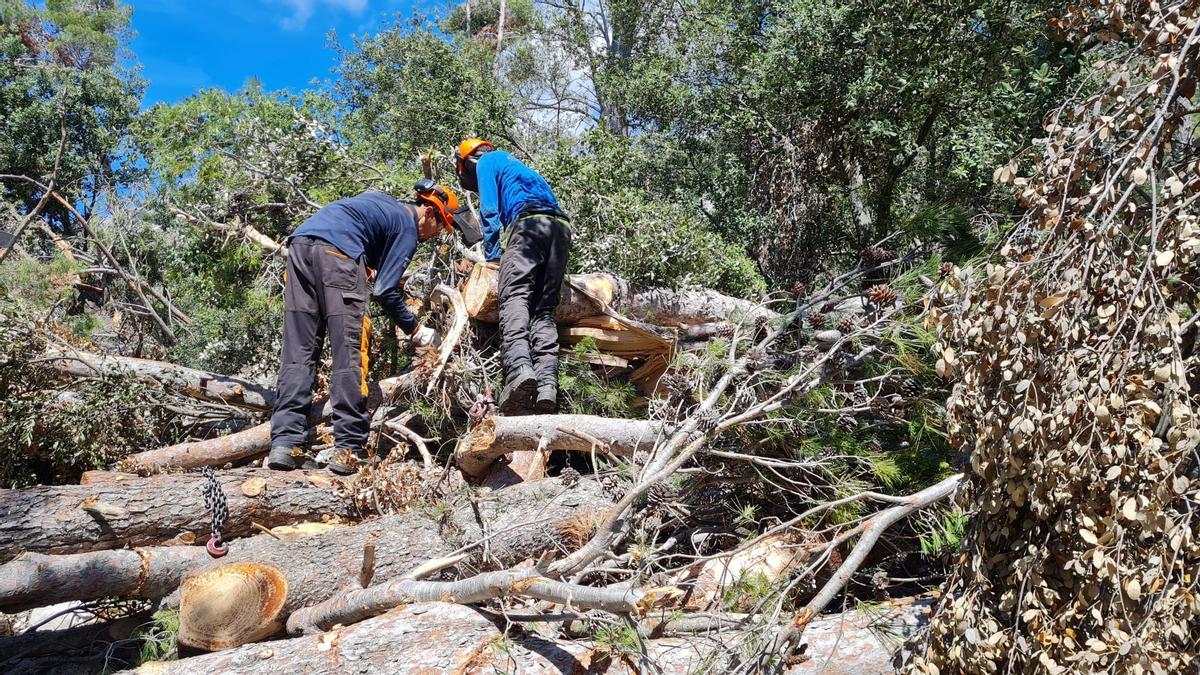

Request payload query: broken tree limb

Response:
[170,207,287,258]
[770,473,963,658]
[121,372,420,473]
[425,283,468,395]
[0,477,612,614]
[455,414,664,479]
[287,567,653,635]
[463,263,778,327]
[0,467,353,561]
[43,347,275,410]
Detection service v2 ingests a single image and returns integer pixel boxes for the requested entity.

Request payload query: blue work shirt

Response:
[290,191,419,333]
[476,150,560,261]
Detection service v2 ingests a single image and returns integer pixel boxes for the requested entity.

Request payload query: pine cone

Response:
[836,414,857,431]
[646,481,679,509]
[791,281,806,297]
[900,377,923,399]
[807,312,827,328]
[559,466,581,487]
[837,316,857,333]
[938,262,956,279]
[862,246,898,266]
[867,284,898,307]
[754,314,769,339]
[852,382,869,407]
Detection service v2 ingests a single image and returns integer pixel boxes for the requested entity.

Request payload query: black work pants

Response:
[270,236,372,451]
[498,213,572,386]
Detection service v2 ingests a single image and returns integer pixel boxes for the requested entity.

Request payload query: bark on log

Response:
[0,467,352,562]
[455,414,664,479]
[44,348,275,410]
[137,599,931,674]
[463,264,777,327]
[0,477,612,613]
[139,603,689,674]
[121,372,420,474]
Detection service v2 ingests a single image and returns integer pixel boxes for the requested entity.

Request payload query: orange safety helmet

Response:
[455,138,494,191]
[413,179,460,233]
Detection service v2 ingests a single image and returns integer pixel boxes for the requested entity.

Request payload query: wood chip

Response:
[308,474,336,489]
[241,477,267,497]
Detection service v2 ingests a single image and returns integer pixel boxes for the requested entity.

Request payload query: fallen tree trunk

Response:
[121,372,420,474]
[0,476,611,613]
[141,602,695,673]
[463,264,778,327]
[0,467,352,562]
[455,414,664,479]
[43,348,274,410]
[137,599,930,673]
[287,567,651,635]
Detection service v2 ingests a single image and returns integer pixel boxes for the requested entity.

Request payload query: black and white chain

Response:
[200,467,228,542]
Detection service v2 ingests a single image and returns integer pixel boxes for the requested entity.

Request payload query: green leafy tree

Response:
[614,0,1073,285]
[0,0,143,223]
[333,18,516,165]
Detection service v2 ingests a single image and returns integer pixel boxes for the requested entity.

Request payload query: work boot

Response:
[498,366,538,415]
[533,383,557,414]
[267,445,300,471]
[327,447,368,476]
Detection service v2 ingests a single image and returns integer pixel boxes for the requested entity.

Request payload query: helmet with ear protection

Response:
[455,138,494,192]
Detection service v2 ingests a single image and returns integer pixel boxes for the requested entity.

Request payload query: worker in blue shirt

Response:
[268,182,462,474]
[456,138,572,415]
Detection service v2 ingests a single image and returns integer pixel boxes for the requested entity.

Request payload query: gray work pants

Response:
[498,213,572,387]
[270,236,372,451]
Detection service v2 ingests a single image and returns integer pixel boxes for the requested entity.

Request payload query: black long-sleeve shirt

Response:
[290,191,419,333]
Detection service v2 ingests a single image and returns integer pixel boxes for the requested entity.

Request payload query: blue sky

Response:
[129,0,439,106]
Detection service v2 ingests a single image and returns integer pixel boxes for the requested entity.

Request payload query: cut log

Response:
[0,467,352,562]
[178,563,289,652]
[455,414,664,479]
[0,477,612,614]
[44,348,275,410]
[139,603,661,673]
[463,263,777,327]
[465,266,625,324]
[136,599,931,674]
[122,422,273,474]
[121,372,420,474]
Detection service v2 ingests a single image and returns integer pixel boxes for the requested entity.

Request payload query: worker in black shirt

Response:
[267,182,461,474]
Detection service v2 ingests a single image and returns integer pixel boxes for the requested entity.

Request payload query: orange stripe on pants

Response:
[359,315,372,397]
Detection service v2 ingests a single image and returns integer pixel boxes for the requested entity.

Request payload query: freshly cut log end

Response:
[179,562,289,652]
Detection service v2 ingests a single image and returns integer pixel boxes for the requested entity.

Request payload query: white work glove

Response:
[410,325,440,348]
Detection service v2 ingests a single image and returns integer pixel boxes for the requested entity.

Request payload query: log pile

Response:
[1,260,956,674]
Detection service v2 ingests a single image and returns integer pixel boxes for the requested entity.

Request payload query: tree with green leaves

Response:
[0,0,142,224]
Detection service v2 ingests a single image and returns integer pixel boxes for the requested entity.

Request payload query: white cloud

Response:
[275,0,368,32]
